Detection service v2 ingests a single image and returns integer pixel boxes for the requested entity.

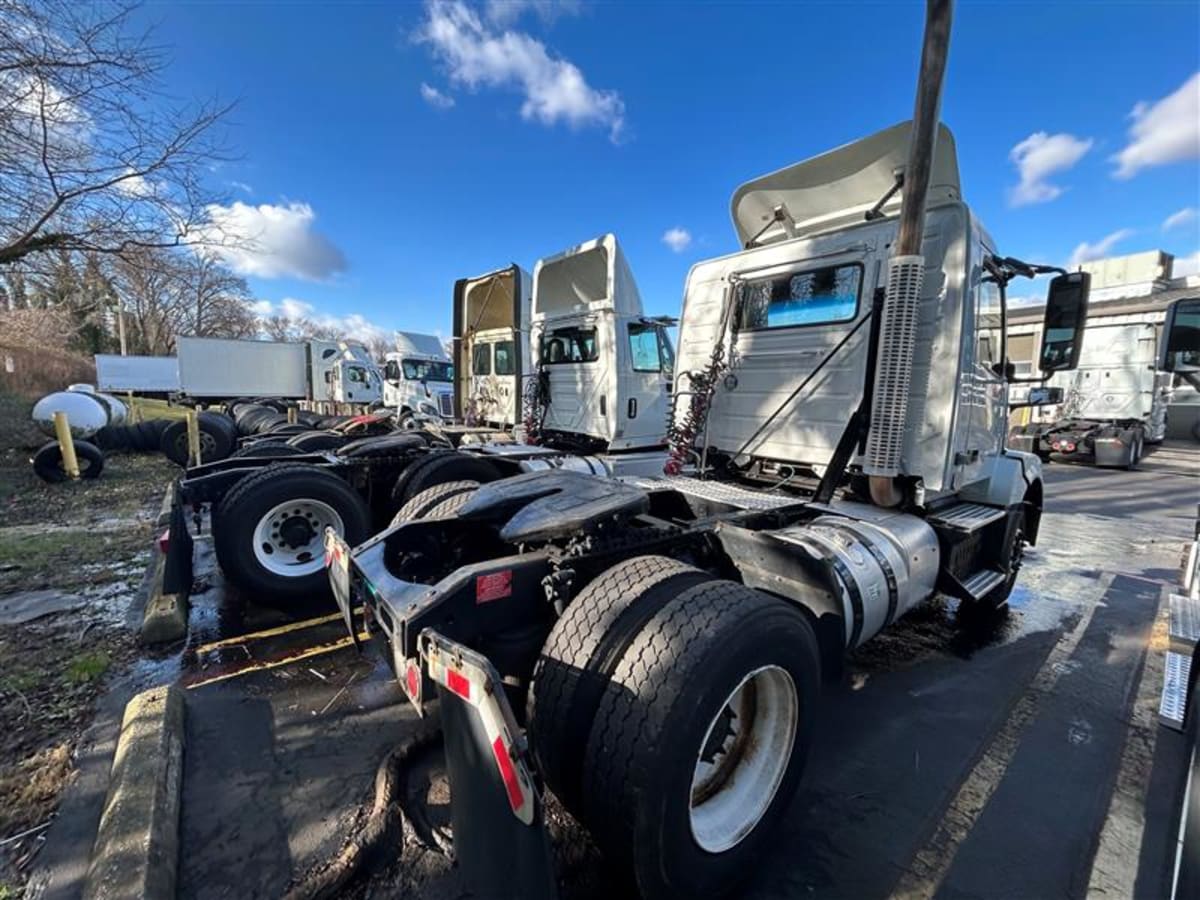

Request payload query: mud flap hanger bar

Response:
[419,629,559,899]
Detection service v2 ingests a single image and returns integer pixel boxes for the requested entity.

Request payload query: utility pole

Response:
[116,293,128,356]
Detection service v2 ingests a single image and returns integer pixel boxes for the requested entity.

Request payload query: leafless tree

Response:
[0,0,235,265]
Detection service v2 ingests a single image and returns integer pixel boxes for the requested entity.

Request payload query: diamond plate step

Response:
[630,476,799,511]
[1159,650,1192,731]
[1169,591,1200,654]
[927,502,1007,533]
[960,568,1007,600]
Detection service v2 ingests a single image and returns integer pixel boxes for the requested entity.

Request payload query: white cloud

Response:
[661,227,692,253]
[200,201,347,281]
[1163,207,1198,232]
[1007,131,1093,206]
[1174,250,1200,278]
[1112,72,1200,179]
[416,0,625,142]
[1068,228,1135,268]
[230,180,254,194]
[420,82,456,109]
[484,0,581,26]
[252,297,392,343]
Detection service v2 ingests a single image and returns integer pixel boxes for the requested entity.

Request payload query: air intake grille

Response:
[864,255,924,476]
[439,393,453,417]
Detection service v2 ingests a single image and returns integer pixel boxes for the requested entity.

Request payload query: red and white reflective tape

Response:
[423,640,536,825]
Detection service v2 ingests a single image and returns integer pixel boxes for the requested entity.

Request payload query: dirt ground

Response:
[0,449,176,894]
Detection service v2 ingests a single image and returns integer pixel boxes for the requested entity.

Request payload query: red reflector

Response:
[158,528,170,554]
[446,668,471,700]
[405,661,420,700]
[1064,442,1076,452]
[476,570,513,604]
[491,735,525,813]
[1051,441,1061,450]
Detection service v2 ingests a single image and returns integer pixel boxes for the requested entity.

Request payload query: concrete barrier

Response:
[83,685,184,900]
[140,552,188,645]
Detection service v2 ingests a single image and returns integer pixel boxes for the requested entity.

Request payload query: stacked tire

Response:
[527,556,822,899]
[159,412,238,466]
[93,419,172,453]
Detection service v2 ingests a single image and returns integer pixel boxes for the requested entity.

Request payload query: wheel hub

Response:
[277,514,316,549]
[689,665,799,853]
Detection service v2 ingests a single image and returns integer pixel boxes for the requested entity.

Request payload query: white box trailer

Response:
[177,337,309,399]
[94,354,180,393]
[176,337,383,405]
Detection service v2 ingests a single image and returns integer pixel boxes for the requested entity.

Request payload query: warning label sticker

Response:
[476,570,513,604]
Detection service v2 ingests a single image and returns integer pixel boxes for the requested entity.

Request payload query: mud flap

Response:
[422,630,558,900]
[162,485,194,595]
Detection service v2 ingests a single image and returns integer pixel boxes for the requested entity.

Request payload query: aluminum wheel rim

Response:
[689,665,798,853]
[252,499,344,577]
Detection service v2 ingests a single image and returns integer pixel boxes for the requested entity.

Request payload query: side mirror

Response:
[1008,385,1063,409]
[1160,297,1200,373]
[1038,272,1090,374]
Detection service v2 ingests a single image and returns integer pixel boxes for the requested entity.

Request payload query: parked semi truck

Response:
[164,237,674,604]
[175,336,383,406]
[453,264,533,429]
[527,234,675,454]
[1008,299,1197,467]
[383,331,454,424]
[322,5,1094,894]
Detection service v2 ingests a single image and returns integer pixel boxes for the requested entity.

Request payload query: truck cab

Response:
[529,234,675,453]
[332,120,1091,900]
[307,340,383,406]
[384,332,454,423]
[453,265,532,430]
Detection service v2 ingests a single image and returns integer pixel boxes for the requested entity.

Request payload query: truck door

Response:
[338,362,374,404]
[384,358,403,409]
[617,321,674,449]
[956,272,1005,486]
[540,317,612,443]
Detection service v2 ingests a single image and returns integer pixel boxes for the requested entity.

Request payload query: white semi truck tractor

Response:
[383,331,455,425]
[325,3,1093,898]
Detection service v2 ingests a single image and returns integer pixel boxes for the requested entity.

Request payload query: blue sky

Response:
[145,0,1200,338]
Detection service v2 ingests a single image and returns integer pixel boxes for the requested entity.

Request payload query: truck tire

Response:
[32,440,105,483]
[392,451,502,507]
[1124,428,1144,471]
[1177,675,1200,899]
[389,480,480,526]
[287,431,347,452]
[160,414,236,466]
[230,441,306,459]
[581,580,820,900]
[423,488,478,519]
[528,556,714,811]
[213,463,371,604]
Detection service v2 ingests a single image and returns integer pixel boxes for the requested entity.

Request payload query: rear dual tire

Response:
[529,560,820,899]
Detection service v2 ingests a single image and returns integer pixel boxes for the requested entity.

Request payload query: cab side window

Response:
[472,344,491,376]
[977,279,1003,375]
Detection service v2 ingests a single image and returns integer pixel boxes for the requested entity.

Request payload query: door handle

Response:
[628,398,637,419]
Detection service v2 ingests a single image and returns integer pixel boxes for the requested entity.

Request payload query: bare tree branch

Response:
[0,0,238,265]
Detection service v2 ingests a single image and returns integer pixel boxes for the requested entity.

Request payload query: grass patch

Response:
[0,669,41,694]
[65,650,110,684]
[128,396,190,422]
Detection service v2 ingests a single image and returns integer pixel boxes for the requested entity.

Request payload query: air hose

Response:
[282,723,445,900]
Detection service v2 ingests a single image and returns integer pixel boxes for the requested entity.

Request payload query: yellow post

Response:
[186,408,202,467]
[126,392,139,424]
[52,411,81,479]
[287,406,298,425]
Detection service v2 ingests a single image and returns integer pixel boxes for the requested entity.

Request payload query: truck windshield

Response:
[402,359,453,382]
[541,326,598,364]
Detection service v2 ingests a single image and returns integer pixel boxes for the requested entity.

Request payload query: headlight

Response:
[418,401,439,416]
